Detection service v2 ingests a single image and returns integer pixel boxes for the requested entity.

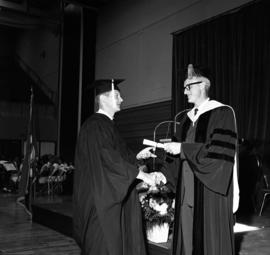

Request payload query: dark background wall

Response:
[59,6,96,162]
[59,7,81,162]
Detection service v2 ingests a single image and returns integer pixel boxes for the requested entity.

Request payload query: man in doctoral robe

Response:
[163,65,240,255]
[73,79,157,255]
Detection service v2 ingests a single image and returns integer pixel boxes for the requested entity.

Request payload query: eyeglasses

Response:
[183,81,202,91]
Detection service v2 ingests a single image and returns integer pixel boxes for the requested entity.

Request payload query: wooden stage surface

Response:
[32,195,171,254]
[32,194,270,255]
[1,192,270,254]
[0,193,80,255]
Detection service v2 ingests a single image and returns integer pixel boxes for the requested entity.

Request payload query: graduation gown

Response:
[73,113,147,255]
[164,104,238,255]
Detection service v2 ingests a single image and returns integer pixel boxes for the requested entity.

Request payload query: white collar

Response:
[187,99,224,123]
[196,98,210,112]
[97,109,114,120]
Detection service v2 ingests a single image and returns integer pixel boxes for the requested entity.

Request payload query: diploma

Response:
[143,139,165,149]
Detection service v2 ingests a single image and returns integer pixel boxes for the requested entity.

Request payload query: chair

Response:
[252,154,270,216]
[0,161,18,192]
[48,164,67,195]
[259,173,270,216]
[241,153,263,213]
[36,162,53,195]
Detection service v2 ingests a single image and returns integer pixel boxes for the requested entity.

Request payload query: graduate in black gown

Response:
[73,79,158,255]
[162,65,240,255]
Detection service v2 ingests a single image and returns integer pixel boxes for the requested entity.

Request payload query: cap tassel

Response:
[111,79,115,92]
[187,64,195,79]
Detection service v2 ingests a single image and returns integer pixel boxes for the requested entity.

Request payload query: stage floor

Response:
[32,195,171,254]
[32,194,270,255]
[33,195,73,217]
[0,193,80,255]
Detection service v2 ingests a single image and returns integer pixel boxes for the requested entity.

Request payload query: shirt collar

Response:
[196,98,210,112]
[189,98,210,119]
[97,109,114,120]
[187,98,224,123]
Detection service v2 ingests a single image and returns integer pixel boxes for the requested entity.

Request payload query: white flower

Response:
[149,198,168,215]
[155,203,168,215]
[148,185,159,192]
[172,199,175,209]
[139,193,146,203]
[149,198,157,209]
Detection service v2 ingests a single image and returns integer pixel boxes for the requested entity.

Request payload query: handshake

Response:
[136,143,182,160]
[137,168,167,187]
[135,140,182,187]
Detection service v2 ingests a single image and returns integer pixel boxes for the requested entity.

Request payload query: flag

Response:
[17,87,38,218]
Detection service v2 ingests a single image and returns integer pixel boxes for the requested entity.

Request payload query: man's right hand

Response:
[136,147,157,160]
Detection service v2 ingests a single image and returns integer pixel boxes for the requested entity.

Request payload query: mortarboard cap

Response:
[88,79,125,96]
[186,64,211,80]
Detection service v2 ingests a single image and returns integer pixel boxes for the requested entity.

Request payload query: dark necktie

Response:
[194,108,198,116]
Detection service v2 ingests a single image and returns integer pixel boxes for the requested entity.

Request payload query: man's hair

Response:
[187,64,211,96]
[199,76,211,96]
[187,75,210,96]
[95,91,111,110]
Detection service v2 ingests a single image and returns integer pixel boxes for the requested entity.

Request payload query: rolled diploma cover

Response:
[143,139,165,149]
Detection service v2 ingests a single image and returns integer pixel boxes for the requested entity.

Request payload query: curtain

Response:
[172,0,270,148]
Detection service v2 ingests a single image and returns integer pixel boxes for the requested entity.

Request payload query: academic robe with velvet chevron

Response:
[73,113,147,255]
[164,106,237,255]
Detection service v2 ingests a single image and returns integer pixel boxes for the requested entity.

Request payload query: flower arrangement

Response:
[139,183,175,243]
